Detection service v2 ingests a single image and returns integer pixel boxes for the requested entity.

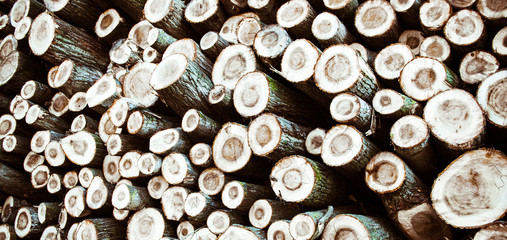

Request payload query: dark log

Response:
[2,196,30,224]
[311,12,355,49]
[109,38,142,66]
[207,84,244,123]
[218,224,266,240]
[247,0,278,23]
[145,0,196,39]
[207,209,246,234]
[184,192,223,223]
[222,180,274,211]
[366,152,452,239]
[37,202,61,225]
[419,35,452,65]
[305,128,326,156]
[219,13,259,43]
[444,9,486,54]
[390,0,422,28]
[86,176,114,210]
[149,128,191,155]
[29,12,109,69]
[3,134,30,156]
[189,143,213,168]
[184,0,226,34]
[20,80,54,106]
[106,134,146,156]
[127,208,176,239]
[270,155,350,208]
[23,151,45,173]
[128,20,155,49]
[43,0,102,31]
[330,93,374,133]
[354,0,400,50]
[161,152,199,187]
[212,44,262,90]
[322,0,357,24]
[111,183,154,211]
[147,175,168,199]
[198,167,231,196]
[418,0,451,35]
[0,93,11,112]
[249,199,299,229]
[75,218,126,240]
[60,131,107,167]
[0,224,17,240]
[126,109,179,139]
[103,155,121,184]
[142,47,161,63]
[85,74,122,114]
[161,186,191,221]
[118,150,143,179]
[161,38,213,77]
[373,43,414,87]
[70,114,98,133]
[398,30,424,56]
[350,42,377,67]
[146,28,176,53]
[182,109,221,143]
[277,0,317,44]
[253,24,292,70]
[237,17,264,47]
[14,206,43,238]
[459,50,500,86]
[322,214,401,239]
[95,8,132,45]
[372,89,422,121]
[0,15,13,37]
[53,59,103,97]
[0,51,45,93]
[62,171,78,189]
[13,16,31,41]
[109,0,146,21]
[25,105,70,133]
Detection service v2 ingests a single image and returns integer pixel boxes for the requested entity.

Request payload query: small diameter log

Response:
[161,38,214,77]
[150,53,214,117]
[15,206,43,238]
[253,24,292,70]
[424,89,486,158]
[248,0,278,23]
[13,16,32,41]
[85,74,122,114]
[161,153,199,187]
[3,135,30,156]
[419,35,452,65]
[200,31,229,61]
[222,180,274,211]
[103,155,121,184]
[207,209,246,235]
[311,12,355,49]
[149,128,191,155]
[477,0,507,26]
[86,176,114,210]
[305,128,326,156]
[146,28,176,53]
[181,109,221,143]
[290,206,357,240]
[47,173,63,194]
[2,196,30,224]
[95,9,132,45]
[212,44,261,90]
[31,130,65,154]
[53,59,103,97]
[236,17,264,47]
[31,165,50,189]
[184,192,224,223]
[24,152,45,173]
[70,114,98,133]
[476,70,507,132]
[220,13,259,43]
[248,113,312,160]
[25,105,70,132]
[354,0,400,50]
[177,221,195,240]
[127,109,179,138]
[270,155,350,208]
[20,80,54,106]
[267,220,292,240]
[431,149,507,229]
[0,35,17,61]
[143,47,161,63]
[372,89,422,120]
[473,221,507,239]
[41,225,65,240]
[0,224,17,239]
[60,131,107,167]
[0,51,45,93]
[9,0,44,27]
[198,167,232,197]
[113,208,130,221]
[147,175,169,199]
[277,0,317,44]
[321,124,380,181]
[74,218,126,240]
[122,63,159,108]
[249,199,299,229]
[190,143,213,167]
[161,186,191,221]
[68,92,89,113]
[184,0,226,34]
[109,39,142,66]
[234,71,327,126]
[38,202,61,225]
[112,183,154,211]
[118,151,143,179]
[58,208,78,230]
[48,92,70,118]
[322,214,400,240]
[64,186,91,218]
[0,115,20,140]
[207,84,244,123]
[98,113,123,143]
[62,171,78,189]
[107,134,146,156]
[418,0,451,34]
[128,20,155,49]
[138,152,162,177]
[10,96,33,121]
[78,167,103,188]
[43,0,102,31]
[444,9,486,53]
[127,208,176,239]
[459,51,500,86]
[373,43,414,86]
[66,222,78,239]
[144,0,196,39]
[398,30,424,56]
[330,93,373,133]
[390,0,422,28]
[399,57,461,102]
[218,224,265,240]
[366,152,452,239]
[29,12,109,69]
[314,44,379,102]
[281,39,331,107]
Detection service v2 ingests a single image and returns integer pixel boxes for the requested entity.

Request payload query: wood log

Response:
[70,114,98,133]
[222,180,274,211]
[78,167,103,188]
[419,35,452,65]
[161,152,199,187]
[31,164,50,189]
[354,0,400,50]
[138,152,162,177]
[41,225,66,240]
[9,0,43,27]
[25,105,70,132]
[473,221,507,239]
[109,0,146,21]
[305,128,326,156]
[207,209,246,234]
[0,51,45,93]
[0,35,17,61]
[64,186,91,218]
[431,148,507,229]
[74,218,126,240]
[322,214,401,240]
[53,59,103,97]
[2,196,30,224]
[108,98,143,128]
[24,151,45,173]
[182,109,221,143]
[142,47,161,63]
[330,93,373,133]
[98,112,121,143]
[95,8,132,45]
[0,93,12,112]
[68,92,89,114]
[60,131,107,167]
[66,222,79,239]
[0,114,24,140]
[85,74,122,114]
[147,175,168,199]
[198,167,230,196]
[315,44,379,102]
[199,31,229,61]
[311,12,355,49]
[399,57,461,102]
[218,224,266,240]
[37,202,61,225]
[20,80,54,106]
[398,30,424,56]
[43,0,102,31]
[127,109,179,138]
[390,0,422,28]
[459,50,500,86]
[109,39,141,66]
[372,89,422,121]
[122,63,159,108]
[118,150,143,179]
[373,43,414,87]
[253,24,292,70]
[0,224,17,240]
[14,206,43,238]
[219,13,259,44]
[161,186,191,221]
[177,221,195,240]
[48,92,70,118]
[128,20,156,49]
[0,15,13,37]
[418,0,451,35]
[145,0,196,39]
[146,28,176,53]
[58,208,81,230]
[270,155,350,208]
[444,9,486,54]
[249,199,299,229]
[212,43,261,90]
[248,113,311,160]
[149,128,191,155]
[161,38,213,79]
[236,17,264,47]
[184,192,224,223]
[13,16,31,41]
[365,152,452,239]
[207,84,244,123]
[3,134,30,156]
[126,208,176,239]
[30,130,65,154]
[247,0,278,24]
[267,220,292,240]
[189,143,213,168]
[47,173,63,195]
[112,183,155,211]
[112,208,129,221]
[29,12,109,69]
[86,176,114,210]
[184,0,226,34]
[477,0,507,27]
[103,155,121,184]
[277,0,317,44]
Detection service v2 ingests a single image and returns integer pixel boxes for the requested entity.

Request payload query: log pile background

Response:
[0,0,505,239]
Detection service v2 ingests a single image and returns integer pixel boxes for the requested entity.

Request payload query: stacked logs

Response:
[0,0,504,239]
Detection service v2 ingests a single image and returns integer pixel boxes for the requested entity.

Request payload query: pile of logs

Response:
[0,0,505,239]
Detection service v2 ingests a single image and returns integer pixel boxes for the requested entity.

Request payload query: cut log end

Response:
[277,0,310,28]
[459,51,499,85]
[61,131,99,166]
[213,44,257,90]
[119,151,142,179]
[31,165,50,189]
[0,114,16,138]
[330,93,364,123]
[123,63,158,108]
[24,152,45,173]
[398,30,424,55]
[14,207,33,238]
[0,51,19,87]
[149,128,184,155]
[399,57,450,101]
[248,113,282,156]
[184,0,220,23]
[321,125,362,167]
[64,187,87,218]
[492,27,507,56]
[190,143,212,167]
[476,70,507,128]
[374,43,413,80]
[69,92,88,112]
[322,215,370,240]
[31,130,53,153]
[419,0,451,31]
[444,10,484,46]
[314,45,361,94]
[355,0,397,37]
[47,173,62,194]
[372,89,405,115]
[11,97,30,120]
[237,17,262,46]
[281,39,319,83]
[86,176,108,209]
[9,0,29,27]
[270,155,315,203]
[212,123,251,173]
[177,221,194,240]
[474,221,507,239]
[267,220,291,240]
[139,153,162,176]
[207,210,231,234]
[20,80,37,100]
[222,181,246,209]
[249,199,273,229]
[103,155,121,184]
[95,9,122,38]
[161,186,189,221]
[365,152,406,193]
[201,31,219,51]
[161,153,191,185]
[147,176,169,199]
[220,225,264,240]
[253,25,291,59]
[289,213,317,239]
[53,59,74,89]
[184,192,207,217]
[390,115,429,149]
[128,20,155,49]
[419,36,451,63]
[28,12,55,56]
[127,208,166,239]
[113,208,129,221]
[111,184,132,210]
[198,167,225,195]
[63,171,78,189]
[305,128,326,155]
[14,16,32,40]
[150,53,188,90]
[233,71,270,117]
[182,109,201,132]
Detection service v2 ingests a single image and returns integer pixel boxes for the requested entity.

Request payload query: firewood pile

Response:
[0,0,505,239]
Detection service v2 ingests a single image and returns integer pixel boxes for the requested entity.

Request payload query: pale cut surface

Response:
[190,143,212,166]
[419,35,451,62]
[281,39,319,83]
[248,113,282,156]
[161,186,189,221]
[0,51,19,86]
[221,181,245,209]
[267,220,293,240]
[330,93,363,122]
[312,12,347,41]
[322,215,370,240]
[45,141,66,167]
[198,167,225,195]
[253,25,292,58]
[289,213,318,240]
[45,0,71,11]
[14,16,31,40]
[459,51,499,85]
[444,9,484,46]
[184,192,207,217]
[191,227,217,240]
[60,131,97,166]
[185,0,219,23]
[0,114,16,139]
[212,44,257,90]
[144,0,173,23]
[200,31,219,50]
[365,152,406,193]
[419,0,451,30]
[95,9,121,38]
[207,210,231,234]
[162,38,198,60]
[277,0,310,28]
[249,199,273,229]
[305,128,326,155]
[127,208,166,239]
[147,175,168,199]
[9,0,29,27]
[29,12,55,56]
[473,221,507,240]
[212,123,252,173]
[237,17,262,46]
[14,207,33,238]
[492,27,507,55]
[86,176,109,209]
[123,63,158,107]
[390,115,429,149]
[391,0,416,11]
[150,53,188,90]
[372,89,404,115]
[177,221,195,240]
[314,45,361,94]
[218,225,261,240]
[85,74,119,109]
[374,43,413,80]
[149,128,183,154]
[398,30,424,55]
[270,155,315,203]
[399,57,450,101]
[321,124,362,167]
[64,186,86,218]
[220,13,259,44]
[161,153,190,184]
[355,0,396,37]
[68,92,88,112]
[476,70,507,127]
[128,20,155,49]
[233,71,270,117]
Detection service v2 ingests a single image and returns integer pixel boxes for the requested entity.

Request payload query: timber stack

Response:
[0,0,504,239]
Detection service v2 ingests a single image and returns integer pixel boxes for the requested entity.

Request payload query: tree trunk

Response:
[312,12,355,49]
[161,186,191,221]
[62,171,79,190]
[322,214,402,240]
[459,50,500,86]
[60,131,107,167]
[212,43,262,90]
[248,0,278,23]
[330,93,374,133]
[128,20,155,49]
[20,80,54,106]
[161,152,199,187]
[111,183,155,211]
[145,0,196,39]
[207,209,247,235]
[149,128,192,155]
[277,0,317,45]
[147,175,169,200]
[184,0,226,34]
[354,0,399,50]
[237,17,264,47]
[253,25,292,70]
[444,9,486,54]
[75,218,126,239]
[200,31,229,61]
[14,206,43,238]
[182,109,221,143]
[103,155,121,184]
[0,51,45,93]
[218,224,266,240]
[53,59,103,97]
[64,186,91,218]
[419,0,451,35]
[222,180,275,211]
[24,151,45,173]
[189,143,213,168]
[95,9,132,45]
[184,192,224,223]
[109,0,146,21]
[138,152,163,176]
[43,0,102,31]
[126,109,179,139]
[373,43,414,87]
[372,89,422,122]
[419,36,452,65]
[198,167,231,196]
[398,30,424,56]
[146,28,176,53]
[70,114,98,133]
[249,199,300,229]
[37,202,60,225]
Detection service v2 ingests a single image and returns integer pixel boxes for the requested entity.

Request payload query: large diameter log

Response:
[184,192,224,223]
[75,218,126,240]
[476,69,507,133]
[161,186,191,221]
[267,220,292,240]
[248,113,311,160]
[373,43,414,86]
[127,208,176,239]
[418,0,451,34]
[0,35,17,62]
[276,0,317,44]
[372,89,422,121]
[270,155,350,208]
[145,0,195,39]
[85,74,122,114]
[149,128,191,155]
[161,152,199,187]
[431,148,507,229]
[127,109,179,138]
[43,0,102,31]
[60,131,107,167]
[314,44,379,102]
[86,176,113,210]
[253,24,291,70]
[218,224,266,240]
[0,51,45,92]
[354,0,399,50]
[444,9,486,54]
[249,199,299,229]
[221,180,274,210]
[398,30,424,56]
[424,89,485,158]
[399,57,461,102]
[366,152,452,239]
[64,186,91,218]
[200,31,229,61]
[14,206,43,238]
[322,214,401,240]
[330,93,373,133]
[29,12,109,69]
[150,53,214,117]
[184,0,226,34]
[311,12,355,49]
[237,17,264,47]
[9,0,44,27]
[459,51,500,86]
[95,9,132,45]
[212,43,261,90]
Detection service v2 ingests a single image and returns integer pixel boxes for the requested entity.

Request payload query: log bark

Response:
[354,0,400,50]
[473,221,507,239]
[146,28,176,53]
[222,180,275,210]
[85,74,122,114]
[207,209,246,234]
[127,208,176,239]
[418,0,451,35]
[145,0,197,39]
[419,35,452,65]
[247,0,278,23]
[212,43,262,90]
[25,105,70,132]
[14,206,43,238]
[390,0,422,28]
[70,114,98,133]
[109,0,146,21]
[74,218,126,240]
[322,214,401,240]
[37,202,61,225]
[118,150,143,179]
[53,59,103,97]
[161,152,199,187]
[207,84,244,123]
[477,0,507,27]
[95,8,132,45]
[107,98,143,128]
[253,24,292,70]
[3,134,30,156]
[277,0,317,44]
[182,109,221,143]
[30,130,65,154]
[444,9,486,54]
[189,143,213,168]
[126,109,179,139]
[249,199,300,229]
[373,43,414,87]
[184,0,226,34]
[20,80,54,106]
[459,50,500,86]
[161,186,191,221]
[372,89,422,121]
[43,0,102,31]
[199,31,229,61]
[112,183,155,211]
[60,131,107,167]
[147,175,168,199]
[184,192,224,223]
[0,224,17,240]
[267,220,291,240]
[149,128,191,155]
[64,186,91,218]
[161,38,213,79]
[330,93,374,133]
[398,30,424,56]
[0,51,45,93]
[365,152,452,239]
[2,196,30,224]
[311,12,355,49]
